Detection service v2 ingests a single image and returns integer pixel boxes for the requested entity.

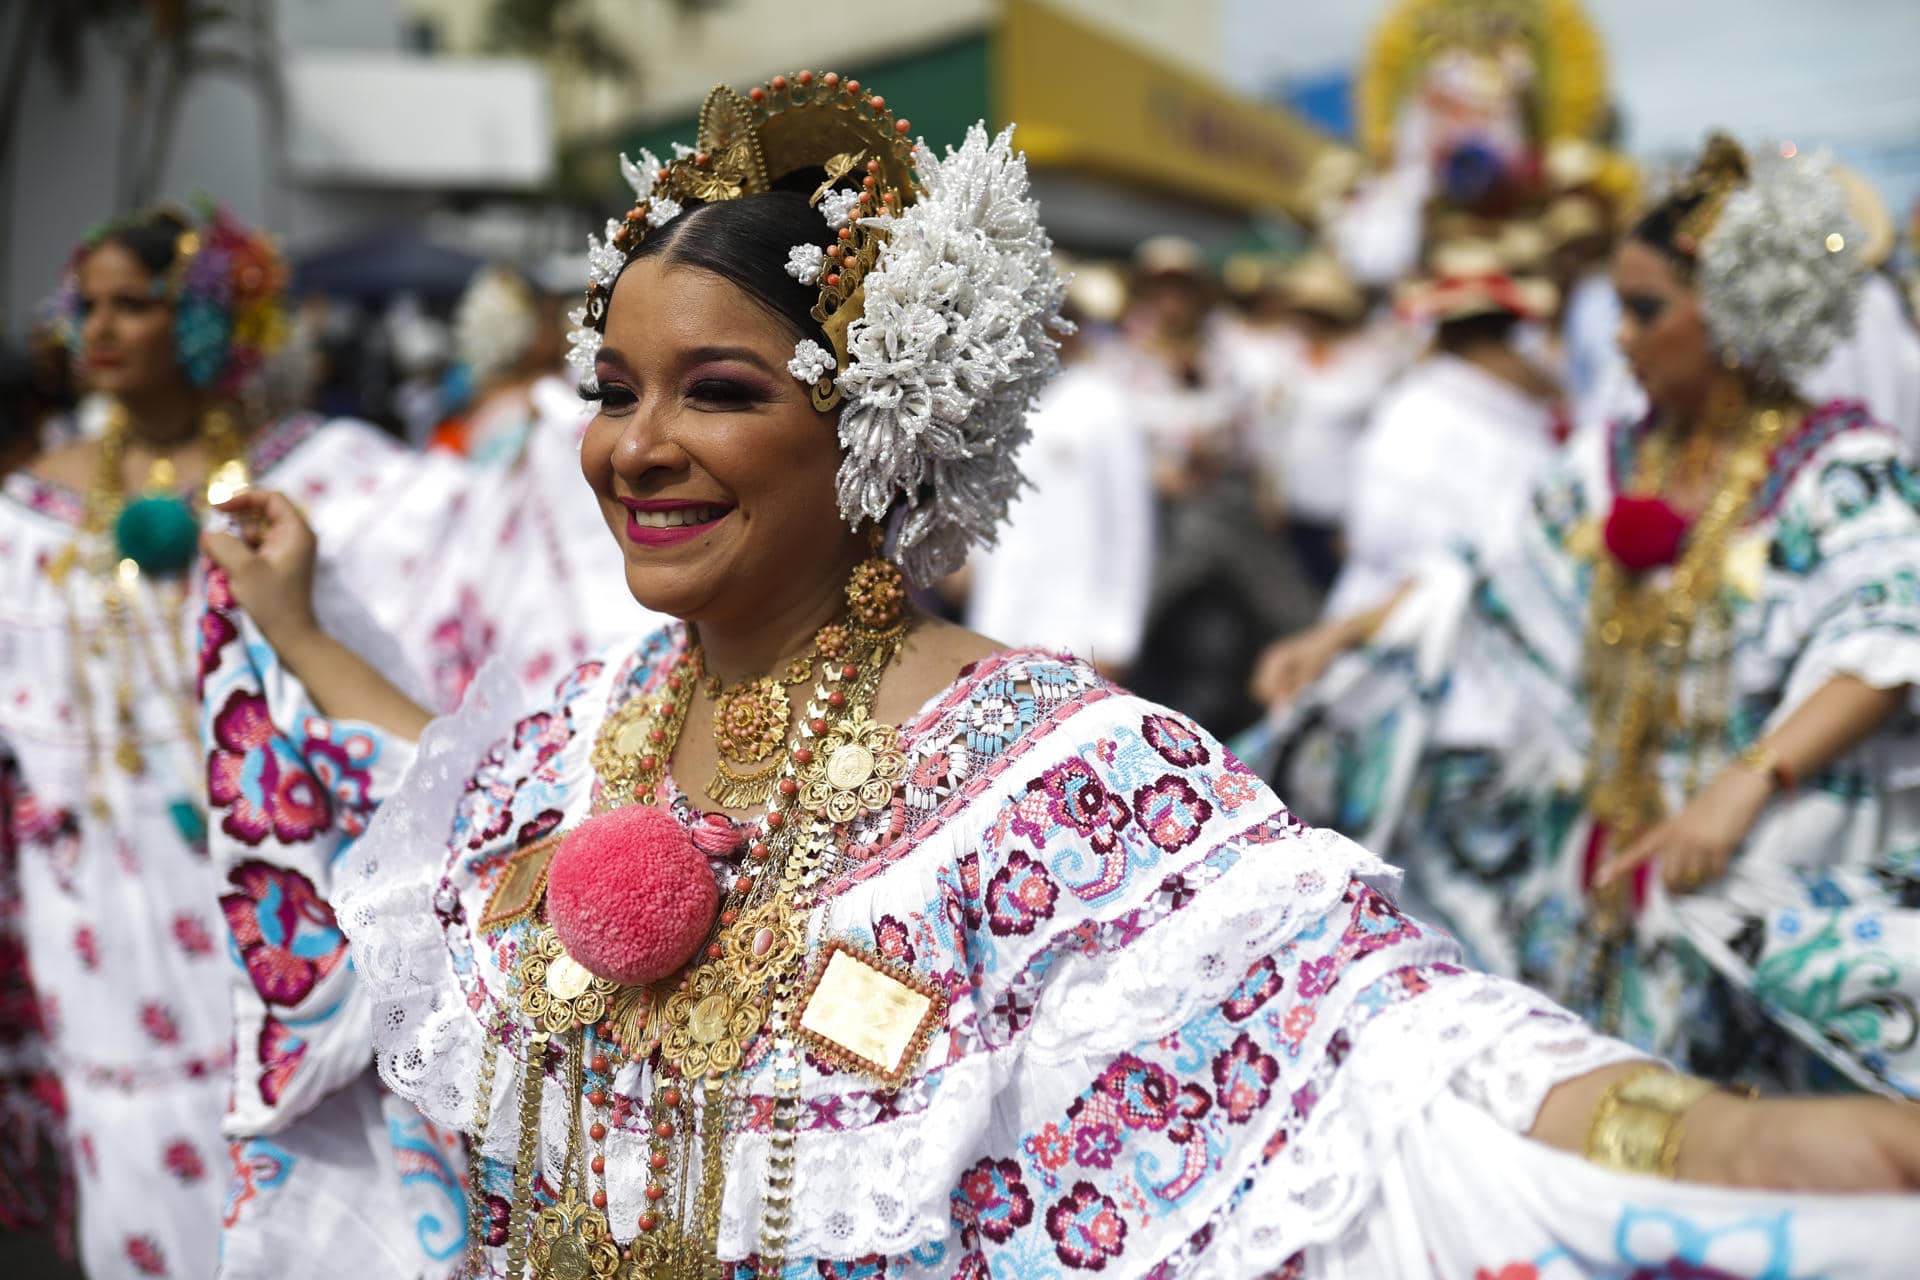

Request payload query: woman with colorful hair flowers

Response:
[214,88,1920,1278]
[0,203,650,1278]
[1255,134,1920,1102]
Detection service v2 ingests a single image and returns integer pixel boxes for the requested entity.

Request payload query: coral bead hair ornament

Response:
[1674,133,1865,385]
[545,804,719,986]
[567,77,1069,587]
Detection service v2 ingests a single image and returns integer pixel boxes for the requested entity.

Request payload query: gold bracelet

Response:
[1582,1065,1718,1178]
[1737,741,1796,792]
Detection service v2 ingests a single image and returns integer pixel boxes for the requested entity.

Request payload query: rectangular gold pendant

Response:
[479,833,560,934]
[793,940,946,1087]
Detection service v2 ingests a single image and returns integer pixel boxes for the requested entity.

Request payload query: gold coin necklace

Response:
[478,557,914,1280]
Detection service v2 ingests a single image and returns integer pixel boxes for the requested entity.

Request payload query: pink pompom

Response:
[546,806,717,985]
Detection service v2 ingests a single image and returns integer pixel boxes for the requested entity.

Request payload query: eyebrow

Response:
[594,343,780,377]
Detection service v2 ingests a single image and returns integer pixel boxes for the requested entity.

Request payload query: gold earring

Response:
[845,528,906,631]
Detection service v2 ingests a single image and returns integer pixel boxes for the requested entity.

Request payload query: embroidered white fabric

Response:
[1194,971,1624,1275]
[336,657,541,1131]
[340,650,1649,1267]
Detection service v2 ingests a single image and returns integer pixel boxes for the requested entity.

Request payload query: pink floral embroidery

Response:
[73,925,98,970]
[1282,1004,1317,1050]
[301,719,380,837]
[1130,776,1212,852]
[1141,714,1209,769]
[197,602,238,698]
[428,584,496,707]
[171,913,216,957]
[1476,1267,1540,1280]
[1210,768,1261,816]
[163,1138,205,1183]
[125,1233,167,1275]
[1029,1122,1071,1171]
[1089,1055,1177,1130]
[1211,1033,1280,1124]
[952,1157,1035,1248]
[873,914,917,966]
[1070,1121,1123,1169]
[207,689,330,845]
[140,1001,179,1045]
[257,1017,307,1105]
[986,850,1059,937]
[1045,1181,1129,1270]
[221,861,348,1007]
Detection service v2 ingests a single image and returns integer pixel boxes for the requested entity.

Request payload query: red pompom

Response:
[546,806,717,985]
[1603,495,1691,574]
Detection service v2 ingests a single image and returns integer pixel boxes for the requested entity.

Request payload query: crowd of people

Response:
[4,44,1920,1280]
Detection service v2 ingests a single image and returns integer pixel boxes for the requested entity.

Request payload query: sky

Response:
[1219,0,1920,223]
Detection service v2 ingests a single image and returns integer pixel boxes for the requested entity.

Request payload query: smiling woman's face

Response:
[579,255,863,627]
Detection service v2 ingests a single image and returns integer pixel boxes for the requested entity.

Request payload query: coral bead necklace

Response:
[475,552,914,1280]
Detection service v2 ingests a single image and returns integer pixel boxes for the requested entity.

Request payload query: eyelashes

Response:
[1621,294,1668,324]
[579,377,765,410]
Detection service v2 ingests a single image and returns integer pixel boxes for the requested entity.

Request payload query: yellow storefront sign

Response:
[998,0,1349,217]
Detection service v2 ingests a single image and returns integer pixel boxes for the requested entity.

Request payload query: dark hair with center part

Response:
[89,208,192,281]
[627,189,838,353]
[1628,189,1712,278]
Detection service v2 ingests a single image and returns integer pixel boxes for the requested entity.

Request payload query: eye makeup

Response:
[1620,293,1668,325]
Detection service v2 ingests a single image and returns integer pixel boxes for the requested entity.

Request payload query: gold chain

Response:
[485,594,909,1276]
[463,1041,500,1277]
[1583,403,1796,957]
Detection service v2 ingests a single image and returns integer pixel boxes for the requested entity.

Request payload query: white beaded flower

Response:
[619,148,662,202]
[646,198,683,229]
[832,124,1067,585]
[820,188,861,230]
[787,339,836,385]
[565,305,602,389]
[585,233,624,290]
[785,243,826,284]
[1699,146,1862,382]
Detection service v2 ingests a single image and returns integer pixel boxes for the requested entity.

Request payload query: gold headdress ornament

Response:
[579,73,922,411]
[569,73,1066,588]
[1671,133,1750,256]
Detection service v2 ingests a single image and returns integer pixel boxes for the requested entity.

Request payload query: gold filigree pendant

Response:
[517,926,621,1035]
[796,708,906,824]
[528,1189,625,1279]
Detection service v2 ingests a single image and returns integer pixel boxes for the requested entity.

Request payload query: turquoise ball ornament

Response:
[114,493,201,577]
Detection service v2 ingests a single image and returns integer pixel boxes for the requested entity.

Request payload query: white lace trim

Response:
[1193,971,1623,1276]
[336,657,543,1131]
[1450,1011,1653,1134]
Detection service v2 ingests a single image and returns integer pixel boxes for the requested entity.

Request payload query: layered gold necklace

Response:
[472,555,937,1280]
[1583,399,1797,927]
[43,401,249,841]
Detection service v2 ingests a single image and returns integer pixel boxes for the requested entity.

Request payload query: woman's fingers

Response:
[199,527,256,575]
[1595,828,1663,887]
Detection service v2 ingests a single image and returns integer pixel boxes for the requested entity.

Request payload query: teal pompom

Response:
[114,493,201,576]
[167,797,208,851]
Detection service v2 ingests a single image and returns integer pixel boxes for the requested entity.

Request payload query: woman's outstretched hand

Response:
[1537,1063,1920,1192]
[1677,1092,1920,1192]
[201,488,321,652]
[1250,623,1349,709]
[1594,764,1772,894]
[200,487,432,740]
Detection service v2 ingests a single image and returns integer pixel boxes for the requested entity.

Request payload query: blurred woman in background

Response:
[1255,136,1920,1099]
[0,203,649,1277]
